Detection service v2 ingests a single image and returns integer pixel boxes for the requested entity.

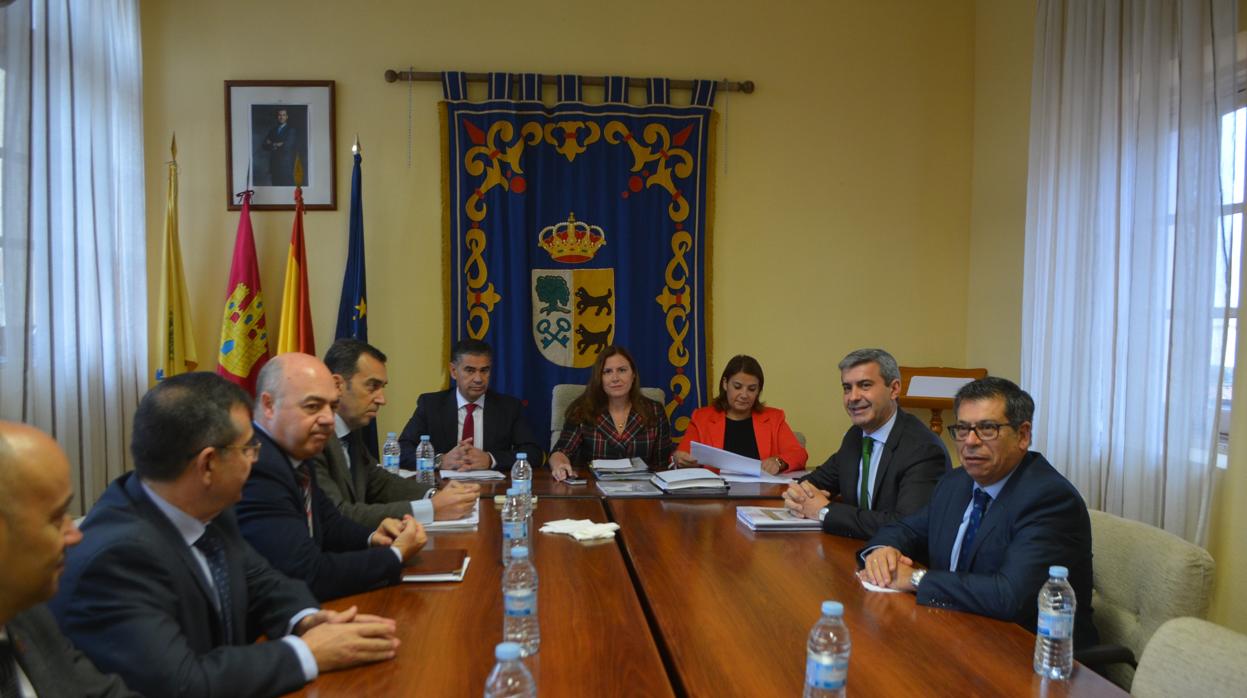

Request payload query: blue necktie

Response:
[194,525,235,643]
[957,488,992,571]
[0,634,20,698]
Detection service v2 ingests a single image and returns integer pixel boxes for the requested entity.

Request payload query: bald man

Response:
[236,353,427,601]
[0,422,138,697]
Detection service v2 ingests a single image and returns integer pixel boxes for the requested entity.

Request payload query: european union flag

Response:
[336,151,368,341]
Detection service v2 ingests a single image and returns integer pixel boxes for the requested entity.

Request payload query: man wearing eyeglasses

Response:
[51,373,404,698]
[858,377,1098,649]
[783,348,950,539]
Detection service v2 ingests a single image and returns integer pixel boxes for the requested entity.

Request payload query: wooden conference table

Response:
[291,474,1125,697]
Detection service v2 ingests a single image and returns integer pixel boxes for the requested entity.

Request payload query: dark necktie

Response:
[294,462,314,537]
[462,403,477,443]
[193,525,235,644]
[858,436,874,509]
[339,435,352,470]
[0,633,21,698]
[957,488,993,571]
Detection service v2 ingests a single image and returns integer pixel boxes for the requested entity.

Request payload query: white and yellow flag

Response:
[155,134,198,381]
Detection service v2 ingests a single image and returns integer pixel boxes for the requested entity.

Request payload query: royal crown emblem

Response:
[538,212,607,263]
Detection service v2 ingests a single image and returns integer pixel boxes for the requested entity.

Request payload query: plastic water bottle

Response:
[381,432,400,475]
[502,546,540,656]
[483,641,535,698]
[1034,565,1076,679]
[501,488,529,565]
[415,434,436,485]
[804,600,850,698]
[511,452,533,505]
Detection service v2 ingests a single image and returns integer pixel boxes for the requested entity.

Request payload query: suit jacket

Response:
[800,408,950,539]
[6,604,138,697]
[677,405,809,472]
[313,428,434,529]
[398,388,543,470]
[236,428,402,601]
[862,452,1099,649]
[49,472,316,698]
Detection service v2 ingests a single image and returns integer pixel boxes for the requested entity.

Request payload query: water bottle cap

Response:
[516,452,528,460]
[494,642,522,661]
[387,432,397,439]
[511,546,529,558]
[420,434,430,441]
[1048,565,1069,578]
[821,600,844,617]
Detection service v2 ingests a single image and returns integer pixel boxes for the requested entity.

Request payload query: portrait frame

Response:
[224,80,336,210]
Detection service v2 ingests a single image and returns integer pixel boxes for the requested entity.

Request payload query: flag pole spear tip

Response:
[170,133,177,160]
[353,134,360,155]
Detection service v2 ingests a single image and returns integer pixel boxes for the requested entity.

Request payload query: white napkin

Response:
[539,518,621,541]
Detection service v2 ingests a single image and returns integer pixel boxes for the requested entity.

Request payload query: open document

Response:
[689,442,791,483]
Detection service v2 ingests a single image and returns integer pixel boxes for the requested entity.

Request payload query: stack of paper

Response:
[589,457,652,481]
[689,442,792,484]
[596,480,662,497]
[735,506,821,531]
[424,499,480,532]
[439,469,507,481]
[650,468,728,493]
[539,518,621,540]
[403,549,471,583]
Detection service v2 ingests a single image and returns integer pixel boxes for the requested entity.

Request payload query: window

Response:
[1215,104,1245,454]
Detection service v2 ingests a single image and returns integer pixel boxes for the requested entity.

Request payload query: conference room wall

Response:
[139,0,974,462]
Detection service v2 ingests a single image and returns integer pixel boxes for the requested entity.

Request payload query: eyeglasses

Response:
[217,439,262,458]
[947,422,1016,442]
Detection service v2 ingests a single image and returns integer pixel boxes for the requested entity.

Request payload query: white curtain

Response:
[0,0,147,514]
[1023,0,1239,544]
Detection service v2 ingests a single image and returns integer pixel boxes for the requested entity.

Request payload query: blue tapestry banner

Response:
[442,80,715,447]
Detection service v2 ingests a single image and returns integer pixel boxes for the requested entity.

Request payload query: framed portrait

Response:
[225,80,336,210]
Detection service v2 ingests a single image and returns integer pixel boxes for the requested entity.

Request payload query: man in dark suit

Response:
[784,348,950,539]
[398,339,543,471]
[315,338,479,529]
[0,421,138,697]
[49,373,403,698]
[237,353,427,601]
[859,377,1098,649]
[261,107,298,186]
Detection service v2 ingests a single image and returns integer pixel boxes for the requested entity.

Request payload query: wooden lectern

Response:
[898,366,988,434]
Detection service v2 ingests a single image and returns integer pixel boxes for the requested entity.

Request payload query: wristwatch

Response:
[818,506,829,522]
[910,569,927,588]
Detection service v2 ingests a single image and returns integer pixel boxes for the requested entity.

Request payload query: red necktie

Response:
[462,403,477,443]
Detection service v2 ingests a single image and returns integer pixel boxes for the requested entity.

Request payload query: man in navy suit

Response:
[398,339,543,471]
[51,373,403,698]
[237,353,427,601]
[0,421,138,697]
[859,377,1098,649]
[784,348,950,539]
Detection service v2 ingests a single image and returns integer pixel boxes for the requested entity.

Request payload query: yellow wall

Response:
[140,0,974,463]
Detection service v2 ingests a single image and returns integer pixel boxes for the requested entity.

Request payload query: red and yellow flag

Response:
[277,184,315,354]
[155,134,198,382]
[216,191,271,395]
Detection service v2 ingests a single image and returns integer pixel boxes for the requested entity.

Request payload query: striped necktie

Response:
[294,462,314,537]
[957,488,993,571]
[193,525,235,643]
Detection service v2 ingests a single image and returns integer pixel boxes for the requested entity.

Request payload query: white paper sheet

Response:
[689,441,763,476]
[720,472,792,484]
[439,469,506,480]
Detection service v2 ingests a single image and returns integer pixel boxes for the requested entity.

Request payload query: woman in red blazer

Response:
[674,355,808,474]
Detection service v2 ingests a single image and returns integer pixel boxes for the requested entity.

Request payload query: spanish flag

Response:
[216,190,271,395]
[277,178,315,354]
[155,134,198,382]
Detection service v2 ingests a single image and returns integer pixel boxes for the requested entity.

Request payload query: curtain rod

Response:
[383,69,755,94]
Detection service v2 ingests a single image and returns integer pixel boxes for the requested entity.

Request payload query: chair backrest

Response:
[1132,617,1247,698]
[1088,509,1215,689]
[549,383,665,450]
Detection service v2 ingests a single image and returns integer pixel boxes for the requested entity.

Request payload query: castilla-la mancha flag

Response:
[277,183,315,354]
[216,191,271,394]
